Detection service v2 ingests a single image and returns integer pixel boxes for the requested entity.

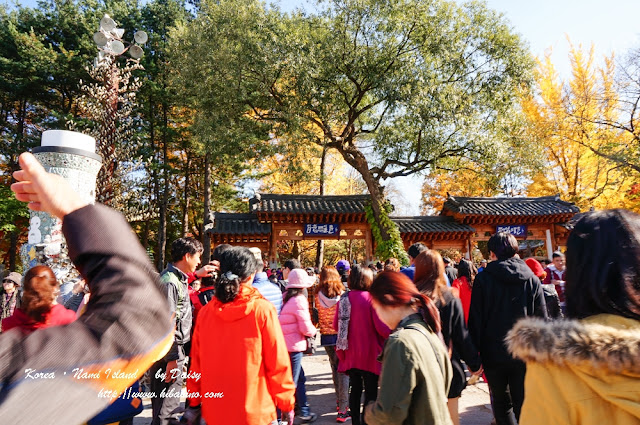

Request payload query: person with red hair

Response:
[2,265,76,334]
[364,271,452,425]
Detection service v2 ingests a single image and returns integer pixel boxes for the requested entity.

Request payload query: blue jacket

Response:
[253,272,283,314]
[400,266,415,280]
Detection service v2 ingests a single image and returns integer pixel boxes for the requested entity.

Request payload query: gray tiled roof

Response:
[392,216,475,234]
[443,195,579,217]
[250,194,370,214]
[206,213,271,235]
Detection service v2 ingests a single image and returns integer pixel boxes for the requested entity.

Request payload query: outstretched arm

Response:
[0,153,173,424]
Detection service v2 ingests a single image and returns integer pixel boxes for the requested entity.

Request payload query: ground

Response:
[134,347,494,424]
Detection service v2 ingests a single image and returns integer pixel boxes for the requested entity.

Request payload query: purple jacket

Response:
[333,290,390,375]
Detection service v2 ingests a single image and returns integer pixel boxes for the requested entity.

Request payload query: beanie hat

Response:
[285,269,315,289]
[336,259,350,273]
[525,258,546,279]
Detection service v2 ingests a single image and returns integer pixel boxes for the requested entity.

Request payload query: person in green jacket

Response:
[364,271,453,425]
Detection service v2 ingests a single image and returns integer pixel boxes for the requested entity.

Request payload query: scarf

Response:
[2,291,17,320]
[336,292,351,351]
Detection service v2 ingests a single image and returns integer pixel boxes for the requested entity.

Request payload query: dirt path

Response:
[134,347,494,424]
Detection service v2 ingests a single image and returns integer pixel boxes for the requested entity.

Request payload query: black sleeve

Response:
[530,278,548,320]
[467,273,485,351]
[0,204,173,424]
[547,294,562,319]
[450,297,482,371]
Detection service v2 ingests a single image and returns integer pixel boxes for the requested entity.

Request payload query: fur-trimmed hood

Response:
[506,314,640,374]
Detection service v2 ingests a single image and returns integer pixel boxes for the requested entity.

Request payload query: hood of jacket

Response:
[485,257,537,285]
[317,290,341,308]
[506,314,640,375]
[545,264,565,274]
[208,284,263,322]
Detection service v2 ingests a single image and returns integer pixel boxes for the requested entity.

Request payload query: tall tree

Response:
[257,0,532,259]
[521,43,634,210]
[137,0,191,269]
[169,0,278,263]
[561,44,640,176]
[0,5,57,269]
[172,0,533,261]
[421,164,502,214]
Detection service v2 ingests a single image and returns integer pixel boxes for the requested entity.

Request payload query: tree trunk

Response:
[338,146,390,240]
[315,144,327,268]
[156,102,169,271]
[202,152,212,264]
[8,230,18,272]
[149,98,158,263]
[141,219,150,250]
[364,176,390,240]
[8,156,20,272]
[182,151,192,236]
[292,240,301,262]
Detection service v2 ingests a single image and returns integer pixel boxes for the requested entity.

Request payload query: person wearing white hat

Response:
[279,269,318,423]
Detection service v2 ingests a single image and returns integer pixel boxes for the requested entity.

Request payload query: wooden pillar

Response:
[365,226,373,263]
[269,227,278,264]
[545,228,553,260]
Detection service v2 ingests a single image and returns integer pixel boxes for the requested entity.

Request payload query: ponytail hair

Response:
[215,247,257,303]
[22,265,58,322]
[370,271,441,334]
[215,271,242,303]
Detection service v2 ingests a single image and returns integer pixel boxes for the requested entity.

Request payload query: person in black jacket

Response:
[443,257,458,284]
[2,152,173,424]
[414,250,482,425]
[468,233,547,425]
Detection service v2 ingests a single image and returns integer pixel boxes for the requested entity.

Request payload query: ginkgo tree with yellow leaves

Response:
[521,42,636,211]
[420,164,502,214]
[257,139,366,196]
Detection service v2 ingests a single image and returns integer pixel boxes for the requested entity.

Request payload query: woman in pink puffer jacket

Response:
[279,269,318,422]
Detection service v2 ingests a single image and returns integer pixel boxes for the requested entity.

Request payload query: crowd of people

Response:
[1,152,639,425]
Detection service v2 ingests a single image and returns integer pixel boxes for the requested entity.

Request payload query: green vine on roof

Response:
[365,200,410,266]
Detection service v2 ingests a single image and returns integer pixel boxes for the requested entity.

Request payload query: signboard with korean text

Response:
[496,224,527,238]
[304,223,340,236]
